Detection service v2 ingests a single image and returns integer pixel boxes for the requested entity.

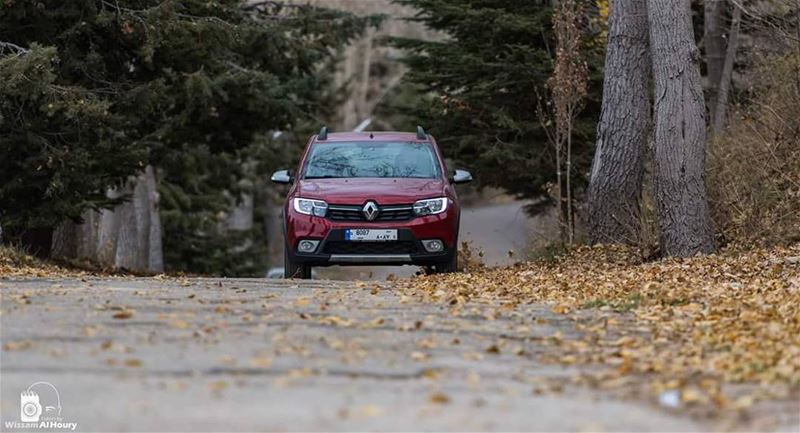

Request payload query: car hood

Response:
[295,178,446,205]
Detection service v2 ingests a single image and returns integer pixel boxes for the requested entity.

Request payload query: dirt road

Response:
[1,276,711,431]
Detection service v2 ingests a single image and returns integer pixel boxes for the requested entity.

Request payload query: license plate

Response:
[344,229,398,241]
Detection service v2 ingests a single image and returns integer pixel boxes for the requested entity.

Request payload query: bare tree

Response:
[587,0,651,245]
[705,0,727,122]
[648,0,716,256]
[548,0,588,245]
[712,3,743,132]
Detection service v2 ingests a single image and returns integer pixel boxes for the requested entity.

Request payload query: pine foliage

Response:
[388,0,603,207]
[1,0,375,274]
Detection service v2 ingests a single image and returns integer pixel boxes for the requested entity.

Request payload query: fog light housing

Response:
[422,239,444,253]
[297,240,320,253]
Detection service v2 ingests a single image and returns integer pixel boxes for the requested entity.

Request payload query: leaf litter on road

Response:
[398,243,800,415]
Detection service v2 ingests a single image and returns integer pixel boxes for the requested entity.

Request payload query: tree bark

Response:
[53,166,163,273]
[340,44,359,130]
[264,186,284,268]
[144,166,164,273]
[113,182,139,271]
[51,220,78,260]
[51,207,103,263]
[566,108,574,244]
[115,165,163,272]
[712,3,742,132]
[96,189,122,267]
[357,28,374,123]
[704,0,726,121]
[226,193,254,232]
[225,189,254,254]
[648,0,716,256]
[587,0,651,245]
[556,139,566,244]
[75,210,99,260]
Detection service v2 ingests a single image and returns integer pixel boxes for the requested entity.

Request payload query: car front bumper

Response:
[288,228,454,266]
[284,207,459,267]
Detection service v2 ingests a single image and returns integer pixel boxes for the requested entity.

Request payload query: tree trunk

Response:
[704,0,726,121]
[566,108,574,244]
[587,0,651,245]
[340,44,359,130]
[264,187,284,268]
[555,141,568,244]
[648,0,716,256]
[75,210,99,260]
[225,189,254,255]
[54,166,163,273]
[144,166,164,273]
[113,182,139,271]
[51,215,102,262]
[115,165,163,273]
[357,28,374,123]
[96,189,122,267]
[51,220,78,260]
[226,193,254,232]
[712,3,742,132]
[796,0,800,93]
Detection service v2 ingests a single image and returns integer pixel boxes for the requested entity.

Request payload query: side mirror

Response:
[451,169,473,184]
[271,169,293,184]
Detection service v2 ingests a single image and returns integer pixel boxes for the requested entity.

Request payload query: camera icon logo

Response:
[20,390,42,422]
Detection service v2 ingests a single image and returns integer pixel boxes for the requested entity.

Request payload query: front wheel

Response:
[284,246,311,279]
[435,246,459,274]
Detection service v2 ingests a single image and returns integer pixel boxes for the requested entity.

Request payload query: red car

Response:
[271,126,472,279]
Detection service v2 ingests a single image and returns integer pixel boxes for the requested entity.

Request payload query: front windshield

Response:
[302,141,440,179]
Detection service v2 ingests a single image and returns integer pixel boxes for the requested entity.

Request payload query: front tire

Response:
[435,245,459,274]
[284,246,311,279]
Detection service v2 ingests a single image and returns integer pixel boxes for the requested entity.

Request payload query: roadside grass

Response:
[0,244,38,267]
[0,244,185,279]
[0,244,89,278]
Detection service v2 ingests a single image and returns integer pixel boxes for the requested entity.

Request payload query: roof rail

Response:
[318,126,328,141]
[416,125,427,140]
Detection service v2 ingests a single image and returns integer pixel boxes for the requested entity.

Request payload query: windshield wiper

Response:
[303,175,342,179]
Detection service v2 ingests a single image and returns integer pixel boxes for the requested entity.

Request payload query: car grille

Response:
[327,205,414,222]
[322,241,418,255]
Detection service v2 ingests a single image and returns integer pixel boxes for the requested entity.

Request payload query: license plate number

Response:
[344,229,398,241]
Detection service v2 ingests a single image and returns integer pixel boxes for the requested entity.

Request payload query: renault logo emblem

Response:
[362,201,379,221]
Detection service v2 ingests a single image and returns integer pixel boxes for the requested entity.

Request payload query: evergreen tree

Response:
[387,0,603,208]
[1,1,376,271]
[0,43,143,239]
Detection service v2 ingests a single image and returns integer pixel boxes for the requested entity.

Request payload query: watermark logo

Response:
[4,382,77,431]
[20,390,43,422]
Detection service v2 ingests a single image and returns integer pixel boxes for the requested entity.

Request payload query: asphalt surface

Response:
[318,200,557,280]
[0,276,708,432]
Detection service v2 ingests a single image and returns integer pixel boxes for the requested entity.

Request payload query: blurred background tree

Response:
[1,0,376,274]
[3,0,797,273]
[384,0,605,212]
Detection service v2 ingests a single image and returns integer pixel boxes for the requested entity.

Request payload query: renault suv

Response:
[271,126,472,279]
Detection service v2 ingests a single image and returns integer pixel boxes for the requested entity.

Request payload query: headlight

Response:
[413,197,448,216]
[293,198,328,217]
